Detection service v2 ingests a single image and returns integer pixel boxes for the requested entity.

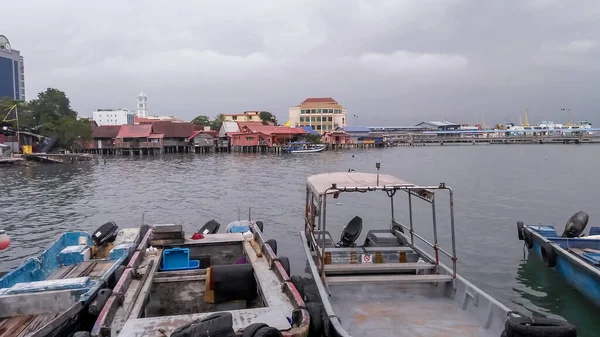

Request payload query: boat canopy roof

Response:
[307,172,420,196]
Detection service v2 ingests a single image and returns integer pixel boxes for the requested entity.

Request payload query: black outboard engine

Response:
[91,222,119,246]
[336,216,363,247]
[199,219,221,235]
[562,211,589,238]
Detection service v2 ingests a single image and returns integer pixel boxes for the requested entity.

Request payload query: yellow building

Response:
[288,98,347,133]
[223,111,263,123]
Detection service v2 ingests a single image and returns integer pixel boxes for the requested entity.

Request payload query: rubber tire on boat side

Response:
[306,302,324,337]
[73,332,91,337]
[505,317,577,337]
[500,330,507,337]
[523,231,534,249]
[290,276,306,301]
[266,239,278,255]
[541,243,557,268]
[255,221,264,233]
[517,221,525,241]
[242,323,269,337]
[278,256,291,277]
[254,326,284,337]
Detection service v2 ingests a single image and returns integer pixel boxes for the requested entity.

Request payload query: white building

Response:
[288,97,347,133]
[137,92,148,118]
[93,109,135,126]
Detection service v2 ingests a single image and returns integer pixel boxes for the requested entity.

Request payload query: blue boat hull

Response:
[521,225,600,307]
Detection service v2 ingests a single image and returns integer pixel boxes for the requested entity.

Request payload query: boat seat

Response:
[58,245,91,266]
[0,277,91,295]
[363,230,408,247]
[589,227,600,236]
[326,274,453,285]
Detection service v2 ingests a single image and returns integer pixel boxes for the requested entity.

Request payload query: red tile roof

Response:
[302,98,337,104]
[187,130,217,141]
[148,133,164,139]
[117,124,152,138]
[151,121,195,138]
[92,125,121,138]
[241,124,307,135]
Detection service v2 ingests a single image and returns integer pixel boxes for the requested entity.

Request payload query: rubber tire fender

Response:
[242,323,269,337]
[505,317,576,337]
[541,242,557,268]
[254,326,284,337]
[278,256,291,277]
[265,239,277,255]
[255,221,264,233]
[290,275,306,301]
[523,231,534,249]
[306,302,324,337]
[517,221,525,241]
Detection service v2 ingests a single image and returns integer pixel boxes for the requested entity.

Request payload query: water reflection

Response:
[513,253,599,337]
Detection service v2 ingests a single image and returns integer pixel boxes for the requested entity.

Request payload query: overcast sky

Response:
[3,0,600,126]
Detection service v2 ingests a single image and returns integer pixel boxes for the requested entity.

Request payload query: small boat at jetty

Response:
[298,169,577,337]
[517,211,600,307]
[0,222,142,337]
[283,142,326,153]
[91,218,310,337]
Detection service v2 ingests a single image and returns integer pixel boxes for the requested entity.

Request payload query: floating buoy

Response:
[0,230,10,250]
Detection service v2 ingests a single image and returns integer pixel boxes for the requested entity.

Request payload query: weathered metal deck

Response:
[328,283,498,337]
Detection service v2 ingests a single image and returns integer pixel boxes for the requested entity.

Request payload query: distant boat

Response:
[283,142,326,153]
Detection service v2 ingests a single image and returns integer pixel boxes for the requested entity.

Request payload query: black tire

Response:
[266,239,277,255]
[517,221,525,241]
[73,332,91,337]
[242,323,268,337]
[255,221,264,233]
[114,265,125,285]
[500,330,507,337]
[291,275,306,300]
[278,256,291,277]
[524,231,534,249]
[306,302,324,337]
[254,326,284,337]
[505,317,576,337]
[541,243,557,268]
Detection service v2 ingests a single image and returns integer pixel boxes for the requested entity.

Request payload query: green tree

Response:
[259,111,277,125]
[210,113,225,131]
[191,115,211,126]
[306,134,322,144]
[18,88,91,150]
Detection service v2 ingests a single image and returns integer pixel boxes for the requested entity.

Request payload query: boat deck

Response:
[0,261,114,337]
[116,234,295,337]
[328,283,497,337]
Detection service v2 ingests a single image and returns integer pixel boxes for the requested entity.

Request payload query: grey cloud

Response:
[3,0,600,125]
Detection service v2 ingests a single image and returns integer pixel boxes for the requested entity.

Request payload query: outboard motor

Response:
[91,222,119,246]
[336,216,363,247]
[199,219,221,235]
[562,211,589,238]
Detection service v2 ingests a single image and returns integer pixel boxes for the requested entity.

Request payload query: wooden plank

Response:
[153,275,206,283]
[324,262,436,275]
[583,248,600,254]
[152,224,183,233]
[326,274,454,285]
[16,313,60,337]
[29,302,83,337]
[0,315,35,337]
[127,255,161,320]
[87,261,115,278]
[155,269,206,278]
[65,261,96,278]
[46,265,76,280]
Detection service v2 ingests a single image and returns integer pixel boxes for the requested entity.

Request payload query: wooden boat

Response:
[0,222,142,337]
[298,169,577,337]
[91,219,310,337]
[517,211,600,307]
[283,142,326,153]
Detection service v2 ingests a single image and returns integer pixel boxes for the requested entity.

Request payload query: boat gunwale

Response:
[525,226,600,278]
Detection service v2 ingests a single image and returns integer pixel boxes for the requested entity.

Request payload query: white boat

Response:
[283,142,326,153]
[297,168,578,337]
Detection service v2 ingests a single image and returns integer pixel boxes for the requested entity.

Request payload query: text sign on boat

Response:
[361,254,373,264]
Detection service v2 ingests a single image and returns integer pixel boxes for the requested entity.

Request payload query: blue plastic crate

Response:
[160,247,200,271]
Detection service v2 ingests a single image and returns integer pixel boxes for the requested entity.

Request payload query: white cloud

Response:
[542,40,598,54]
[348,51,468,73]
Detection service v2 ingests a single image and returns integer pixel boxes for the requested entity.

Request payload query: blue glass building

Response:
[0,35,25,101]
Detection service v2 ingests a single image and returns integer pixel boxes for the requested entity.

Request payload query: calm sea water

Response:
[1,145,598,336]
